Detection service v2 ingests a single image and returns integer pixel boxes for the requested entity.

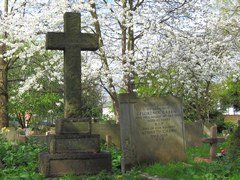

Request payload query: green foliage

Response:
[81,81,103,118]
[101,144,122,173]
[186,143,211,162]
[0,137,46,179]
[222,121,236,132]
[224,125,240,172]
[209,110,224,126]
[219,74,240,111]
[9,91,63,123]
[1,132,240,179]
[7,81,103,126]
[144,159,228,179]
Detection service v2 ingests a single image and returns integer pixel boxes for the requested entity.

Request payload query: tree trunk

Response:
[0,44,8,128]
[4,0,8,14]
[126,0,135,92]
[88,1,120,123]
[122,0,135,93]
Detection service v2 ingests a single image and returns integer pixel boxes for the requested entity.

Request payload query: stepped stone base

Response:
[39,152,112,177]
[48,134,100,153]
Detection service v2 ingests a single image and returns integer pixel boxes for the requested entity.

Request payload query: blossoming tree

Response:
[0,0,238,125]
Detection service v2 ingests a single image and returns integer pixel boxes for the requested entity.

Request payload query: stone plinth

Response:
[55,118,91,135]
[48,134,100,153]
[61,123,121,147]
[39,152,111,177]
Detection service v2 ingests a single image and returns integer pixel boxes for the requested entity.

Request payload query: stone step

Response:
[48,134,100,154]
[55,118,91,134]
[39,152,112,177]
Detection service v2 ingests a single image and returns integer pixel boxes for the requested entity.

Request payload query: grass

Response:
[1,132,240,179]
[142,141,240,179]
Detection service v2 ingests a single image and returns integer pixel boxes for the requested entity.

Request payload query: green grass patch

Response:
[0,133,240,179]
[142,141,240,179]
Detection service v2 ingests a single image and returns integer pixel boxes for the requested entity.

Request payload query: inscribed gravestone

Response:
[120,94,186,172]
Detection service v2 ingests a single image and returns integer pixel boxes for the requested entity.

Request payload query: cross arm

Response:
[201,137,225,144]
[46,32,65,50]
[79,33,99,51]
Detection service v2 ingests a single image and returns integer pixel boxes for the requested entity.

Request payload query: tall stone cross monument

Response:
[39,12,111,177]
[46,12,98,118]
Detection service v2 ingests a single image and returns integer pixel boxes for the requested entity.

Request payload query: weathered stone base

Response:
[55,118,91,134]
[39,152,112,177]
[48,134,100,153]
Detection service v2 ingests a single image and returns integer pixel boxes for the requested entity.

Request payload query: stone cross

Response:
[46,12,98,118]
[202,125,225,160]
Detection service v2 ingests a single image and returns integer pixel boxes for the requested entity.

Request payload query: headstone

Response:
[105,135,112,147]
[91,123,120,147]
[4,127,28,143]
[203,122,215,136]
[39,12,111,177]
[201,125,225,160]
[222,130,230,138]
[119,93,186,172]
[185,122,203,147]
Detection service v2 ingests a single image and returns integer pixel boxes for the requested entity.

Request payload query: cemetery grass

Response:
[1,137,240,179]
[143,142,240,180]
